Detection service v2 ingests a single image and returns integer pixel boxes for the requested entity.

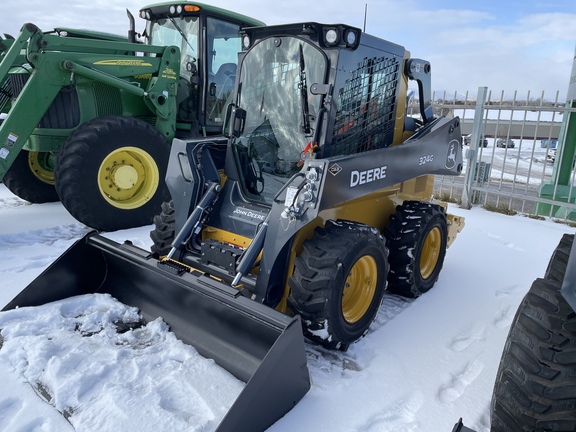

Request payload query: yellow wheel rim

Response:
[341,255,378,324]
[28,152,55,185]
[97,146,159,210]
[420,227,441,279]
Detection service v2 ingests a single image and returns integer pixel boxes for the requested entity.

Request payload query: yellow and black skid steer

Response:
[3,21,464,430]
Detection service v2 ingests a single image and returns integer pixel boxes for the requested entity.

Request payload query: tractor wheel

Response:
[3,150,59,203]
[150,200,176,256]
[54,116,170,231]
[490,276,576,432]
[544,233,573,283]
[288,220,388,350]
[384,201,448,298]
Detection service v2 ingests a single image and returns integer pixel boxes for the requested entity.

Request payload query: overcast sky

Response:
[3,0,576,101]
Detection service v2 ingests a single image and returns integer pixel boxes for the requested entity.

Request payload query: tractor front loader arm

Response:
[0,22,181,179]
[0,23,37,79]
[0,23,37,114]
[0,70,63,178]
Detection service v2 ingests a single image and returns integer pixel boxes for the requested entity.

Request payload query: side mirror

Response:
[223,104,246,138]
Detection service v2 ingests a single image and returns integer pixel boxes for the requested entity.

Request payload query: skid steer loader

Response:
[0,3,263,231]
[2,22,465,431]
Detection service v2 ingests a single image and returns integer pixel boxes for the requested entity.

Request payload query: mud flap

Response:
[2,232,311,432]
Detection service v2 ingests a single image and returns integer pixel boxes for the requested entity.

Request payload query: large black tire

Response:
[544,234,573,283]
[150,200,176,256]
[54,116,170,231]
[384,201,448,298]
[490,276,576,432]
[288,220,389,350]
[3,150,59,203]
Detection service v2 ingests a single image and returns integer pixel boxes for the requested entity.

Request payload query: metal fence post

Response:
[462,86,488,209]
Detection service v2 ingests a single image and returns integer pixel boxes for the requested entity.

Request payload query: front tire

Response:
[3,150,59,203]
[490,276,576,432]
[150,200,176,256]
[385,201,448,298]
[288,220,389,350]
[54,116,170,231]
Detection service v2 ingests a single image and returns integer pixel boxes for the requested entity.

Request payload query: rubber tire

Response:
[3,150,59,203]
[150,200,176,256]
[384,201,448,298]
[288,220,389,350]
[544,234,573,283]
[490,276,576,432]
[54,116,170,231]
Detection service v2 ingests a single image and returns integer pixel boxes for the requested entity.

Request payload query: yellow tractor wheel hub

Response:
[341,255,378,324]
[28,151,55,185]
[98,146,159,210]
[420,226,441,279]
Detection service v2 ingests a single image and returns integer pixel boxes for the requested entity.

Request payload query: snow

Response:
[0,182,574,432]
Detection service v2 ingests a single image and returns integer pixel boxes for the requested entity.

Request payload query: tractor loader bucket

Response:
[2,232,311,432]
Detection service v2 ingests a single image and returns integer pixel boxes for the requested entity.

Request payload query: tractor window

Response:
[330,56,400,156]
[233,36,326,204]
[148,17,199,79]
[206,17,242,126]
[148,17,200,125]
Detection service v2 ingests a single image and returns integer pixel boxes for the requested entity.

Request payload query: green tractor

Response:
[0,2,263,231]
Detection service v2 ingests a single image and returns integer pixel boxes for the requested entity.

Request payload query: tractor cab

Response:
[139,3,264,134]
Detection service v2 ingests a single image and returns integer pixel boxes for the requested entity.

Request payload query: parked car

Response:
[463,134,488,147]
[548,149,576,167]
[496,138,515,148]
[541,138,558,149]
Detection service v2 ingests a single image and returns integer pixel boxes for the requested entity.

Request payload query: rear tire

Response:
[288,220,388,350]
[55,116,170,231]
[385,201,448,298]
[3,150,59,203]
[490,276,576,432]
[150,200,176,256]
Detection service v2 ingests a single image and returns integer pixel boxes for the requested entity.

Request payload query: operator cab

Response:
[227,22,406,205]
[139,2,264,135]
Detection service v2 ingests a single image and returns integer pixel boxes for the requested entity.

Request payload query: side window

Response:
[331,56,400,156]
[206,17,241,125]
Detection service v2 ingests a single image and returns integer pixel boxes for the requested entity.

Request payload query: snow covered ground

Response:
[0,182,574,432]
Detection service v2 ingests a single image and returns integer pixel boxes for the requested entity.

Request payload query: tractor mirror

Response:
[231,106,246,138]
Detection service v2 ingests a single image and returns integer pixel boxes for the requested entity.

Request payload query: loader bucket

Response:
[2,232,311,432]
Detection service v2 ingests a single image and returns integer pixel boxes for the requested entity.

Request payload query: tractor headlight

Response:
[324,28,339,45]
[344,29,357,46]
[242,34,251,50]
[169,5,176,14]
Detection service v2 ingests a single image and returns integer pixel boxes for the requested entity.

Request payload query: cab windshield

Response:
[234,37,326,203]
[147,16,242,126]
[148,16,199,80]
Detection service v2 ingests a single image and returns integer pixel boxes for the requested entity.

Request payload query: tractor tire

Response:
[544,233,573,283]
[150,200,176,256]
[288,220,389,350]
[3,150,59,203]
[490,277,576,432]
[384,201,448,298]
[54,116,170,231]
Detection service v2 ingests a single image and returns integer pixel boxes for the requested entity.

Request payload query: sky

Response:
[2,0,576,100]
